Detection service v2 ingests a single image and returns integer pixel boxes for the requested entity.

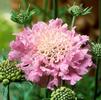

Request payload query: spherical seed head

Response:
[51,87,76,100]
[91,43,101,58]
[0,59,24,85]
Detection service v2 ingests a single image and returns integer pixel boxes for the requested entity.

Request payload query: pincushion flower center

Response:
[37,32,70,63]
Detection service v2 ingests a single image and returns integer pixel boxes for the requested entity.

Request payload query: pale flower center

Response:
[37,32,70,63]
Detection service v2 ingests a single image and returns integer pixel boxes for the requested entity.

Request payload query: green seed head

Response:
[68,5,82,16]
[68,4,92,17]
[11,5,35,26]
[0,74,3,81]
[91,43,101,58]
[0,59,24,85]
[50,87,77,100]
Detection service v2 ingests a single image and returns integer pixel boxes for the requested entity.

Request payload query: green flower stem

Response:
[43,0,48,21]
[22,0,28,27]
[94,0,101,100]
[52,0,58,19]
[71,16,76,29]
[94,57,100,100]
[98,0,101,43]
[22,0,28,8]
[60,80,65,86]
[24,23,28,28]
[98,2,101,50]
[3,84,9,100]
[46,89,51,99]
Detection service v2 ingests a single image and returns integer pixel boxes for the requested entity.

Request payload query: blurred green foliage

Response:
[0,16,15,52]
[0,82,47,100]
[0,75,101,100]
[74,73,101,100]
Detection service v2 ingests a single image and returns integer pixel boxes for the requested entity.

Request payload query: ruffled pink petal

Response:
[47,77,58,90]
[49,18,63,28]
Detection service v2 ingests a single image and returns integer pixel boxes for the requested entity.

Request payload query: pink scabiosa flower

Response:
[8,18,93,90]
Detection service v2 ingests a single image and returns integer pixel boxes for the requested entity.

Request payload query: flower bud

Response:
[68,5,82,16]
[11,5,35,26]
[51,87,77,100]
[91,43,101,58]
[68,4,92,17]
[3,79,9,86]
